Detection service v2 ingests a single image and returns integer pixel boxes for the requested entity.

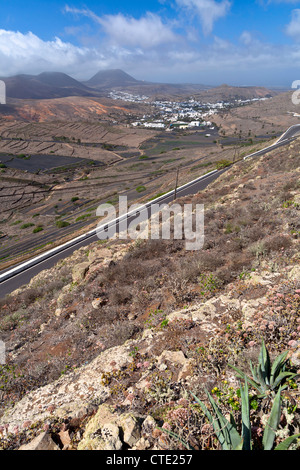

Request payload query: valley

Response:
[0,71,298,271]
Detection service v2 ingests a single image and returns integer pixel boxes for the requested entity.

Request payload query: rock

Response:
[78,404,143,450]
[72,262,90,283]
[78,404,120,451]
[56,284,72,308]
[132,437,151,450]
[157,350,187,368]
[88,247,113,264]
[58,430,71,449]
[55,308,62,317]
[167,311,192,324]
[191,300,218,322]
[119,414,141,448]
[19,432,60,451]
[288,266,300,281]
[178,358,196,381]
[142,416,157,437]
[290,346,300,367]
[101,423,123,450]
[92,298,105,309]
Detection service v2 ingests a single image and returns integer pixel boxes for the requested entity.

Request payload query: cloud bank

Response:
[0,2,300,86]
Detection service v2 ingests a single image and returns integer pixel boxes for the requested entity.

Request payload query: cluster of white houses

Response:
[131,120,214,131]
[109,90,269,131]
[109,90,220,130]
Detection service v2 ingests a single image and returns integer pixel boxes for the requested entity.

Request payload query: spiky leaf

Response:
[228,364,261,392]
[258,339,271,386]
[158,428,195,450]
[192,392,242,451]
[240,379,252,450]
[270,351,289,386]
[263,387,282,450]
[274,433,300,451]
[271,372,297,391]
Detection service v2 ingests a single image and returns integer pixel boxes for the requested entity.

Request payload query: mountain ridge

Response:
[0,72,98,100]
[0,69,280,101]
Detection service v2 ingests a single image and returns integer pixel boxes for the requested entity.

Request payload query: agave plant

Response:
[160,341,300,450]
[229,340,298,398]
[191,380,251,450]
[192,382,300,451]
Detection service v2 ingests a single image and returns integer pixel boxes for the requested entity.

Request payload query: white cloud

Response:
[175,0,231,35]
[0,29,110,77]
[99,13,177,48]
[286,9,300,40]
[65,6,178,48]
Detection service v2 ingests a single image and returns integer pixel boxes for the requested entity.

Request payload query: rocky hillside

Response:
[0,140,299,450]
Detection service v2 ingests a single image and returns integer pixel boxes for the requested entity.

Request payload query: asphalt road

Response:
[0,168,227,298]
[277,124,300,142]
[244,124,300,160]
[1,123,300,299]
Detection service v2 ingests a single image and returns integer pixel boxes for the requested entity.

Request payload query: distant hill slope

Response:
[0,72,99,100]
[84,70,278,101]
[85,69,141,88]
[196,84,277,102]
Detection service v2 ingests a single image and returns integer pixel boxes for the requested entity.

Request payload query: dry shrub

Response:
[198,250,224,270]
[263,234,292,253]
[105,321,141,348]
[179,258,201,282]
[246,226,266,242]
[109,286,133,305]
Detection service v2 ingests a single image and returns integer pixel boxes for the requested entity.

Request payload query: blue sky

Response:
[1,0,300,86]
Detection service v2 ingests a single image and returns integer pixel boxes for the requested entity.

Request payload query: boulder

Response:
[72,262,90,283]
[78,405,141,450]
[288,266,300,281]
[19,432,60,451]
[119,414,141,448]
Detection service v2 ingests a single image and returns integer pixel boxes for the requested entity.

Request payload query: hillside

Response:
[0,138,299,450]
[196,84,275,102]
[0,73,99,100]
[214,90,300,136]
[0,95,135,122]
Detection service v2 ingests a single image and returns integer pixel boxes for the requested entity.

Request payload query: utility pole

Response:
[174,167,179,200]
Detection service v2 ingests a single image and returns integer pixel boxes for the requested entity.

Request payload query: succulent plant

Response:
[192,383,300,451]
[229,339,298,398]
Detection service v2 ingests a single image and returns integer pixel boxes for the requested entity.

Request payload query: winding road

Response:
[1,124,300,299]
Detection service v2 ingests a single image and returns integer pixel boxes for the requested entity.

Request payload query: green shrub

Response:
[20,223,35,229]
[33,226,44,233]
[161,341,300,451]
[215,160,231,170]
[136,185,146,193]
[75,214,92,222]
[56,220,70,229]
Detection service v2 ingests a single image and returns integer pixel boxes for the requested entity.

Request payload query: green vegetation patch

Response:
[20,223,35,230]
[136,185,147,193]
[56,220,70,229]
